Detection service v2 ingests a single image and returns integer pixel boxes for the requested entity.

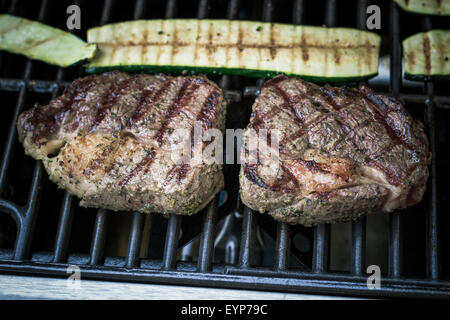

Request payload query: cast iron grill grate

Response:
[0,0,449,298]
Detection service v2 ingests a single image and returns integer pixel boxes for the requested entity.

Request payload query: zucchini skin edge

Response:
[84,64,378,83]
[404,73,450,82]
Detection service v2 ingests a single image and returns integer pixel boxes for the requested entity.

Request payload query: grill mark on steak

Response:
[61,79,95,114]
[314,85,418,187]
[118,150,155,187]
[120,78,203,187]
[334,117,363,152]
[163,89,222,186]
[247,77,411,190]
[366,158,401,186]
[265,80,304,126]
[83,138,119,178]
[319,86,358,111]
[280,114,328,155]
[359,87,416,151]
[163,163,190,187]
[319,87,408,185]
[18,72,226,216]
[26,79,95,144]
[129,79,172,125]
[196,89,221,130]
[240,75,429,225]
[154,78,200,147]
[91,77,135,131]
[250,108,281,131]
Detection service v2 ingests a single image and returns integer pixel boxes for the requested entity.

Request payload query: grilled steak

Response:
[17,71,226,215]
[239,75,430,226]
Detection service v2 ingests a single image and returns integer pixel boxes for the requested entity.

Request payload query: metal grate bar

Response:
[274,221,290,270]
[197,0,209,19]
[10,0,52,261]
[312,224,330,273]
[261,0,273,22]
[227,0,239,22]
[161,214,182,270]
[0,199,22,231]
[133,0,146,20]
[425,89,440,280]
[142,214,154,259]
[13,162,43,260]
[197,197,218,272]
[51,68,74,264]
[351,217,366,275]
[388,1,403,278]
[356,0,367,30]
[238,206,257,269]
[292,0,304,25]
[0,0,38,193]
[89,208,108,265]
[325,0,336,27]
[0,85,27,195]
[7,0,18,14]
[101,0,114,25]
[423,17,440,281]
[53,192,73,263]
[125,212,145,268]
[165,0,177,20]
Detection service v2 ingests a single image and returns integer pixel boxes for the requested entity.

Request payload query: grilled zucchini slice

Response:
[85,19,381,82]
[0,14,97,67]
[403,30,450,80]
[394,0,450,16]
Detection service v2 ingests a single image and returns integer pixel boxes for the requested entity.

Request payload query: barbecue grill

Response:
[0,0,449,299]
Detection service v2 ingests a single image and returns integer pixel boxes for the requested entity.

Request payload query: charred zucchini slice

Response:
[403,30,450,80]
[394,0,450,16]
[85,19,380,82]
[0,14,97,67]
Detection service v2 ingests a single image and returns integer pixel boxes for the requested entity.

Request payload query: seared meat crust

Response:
[18,71,226,215]
[239,75,430,226]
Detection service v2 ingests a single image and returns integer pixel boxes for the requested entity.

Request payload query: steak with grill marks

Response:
[17,71,226,215]
[239,75,430,226]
